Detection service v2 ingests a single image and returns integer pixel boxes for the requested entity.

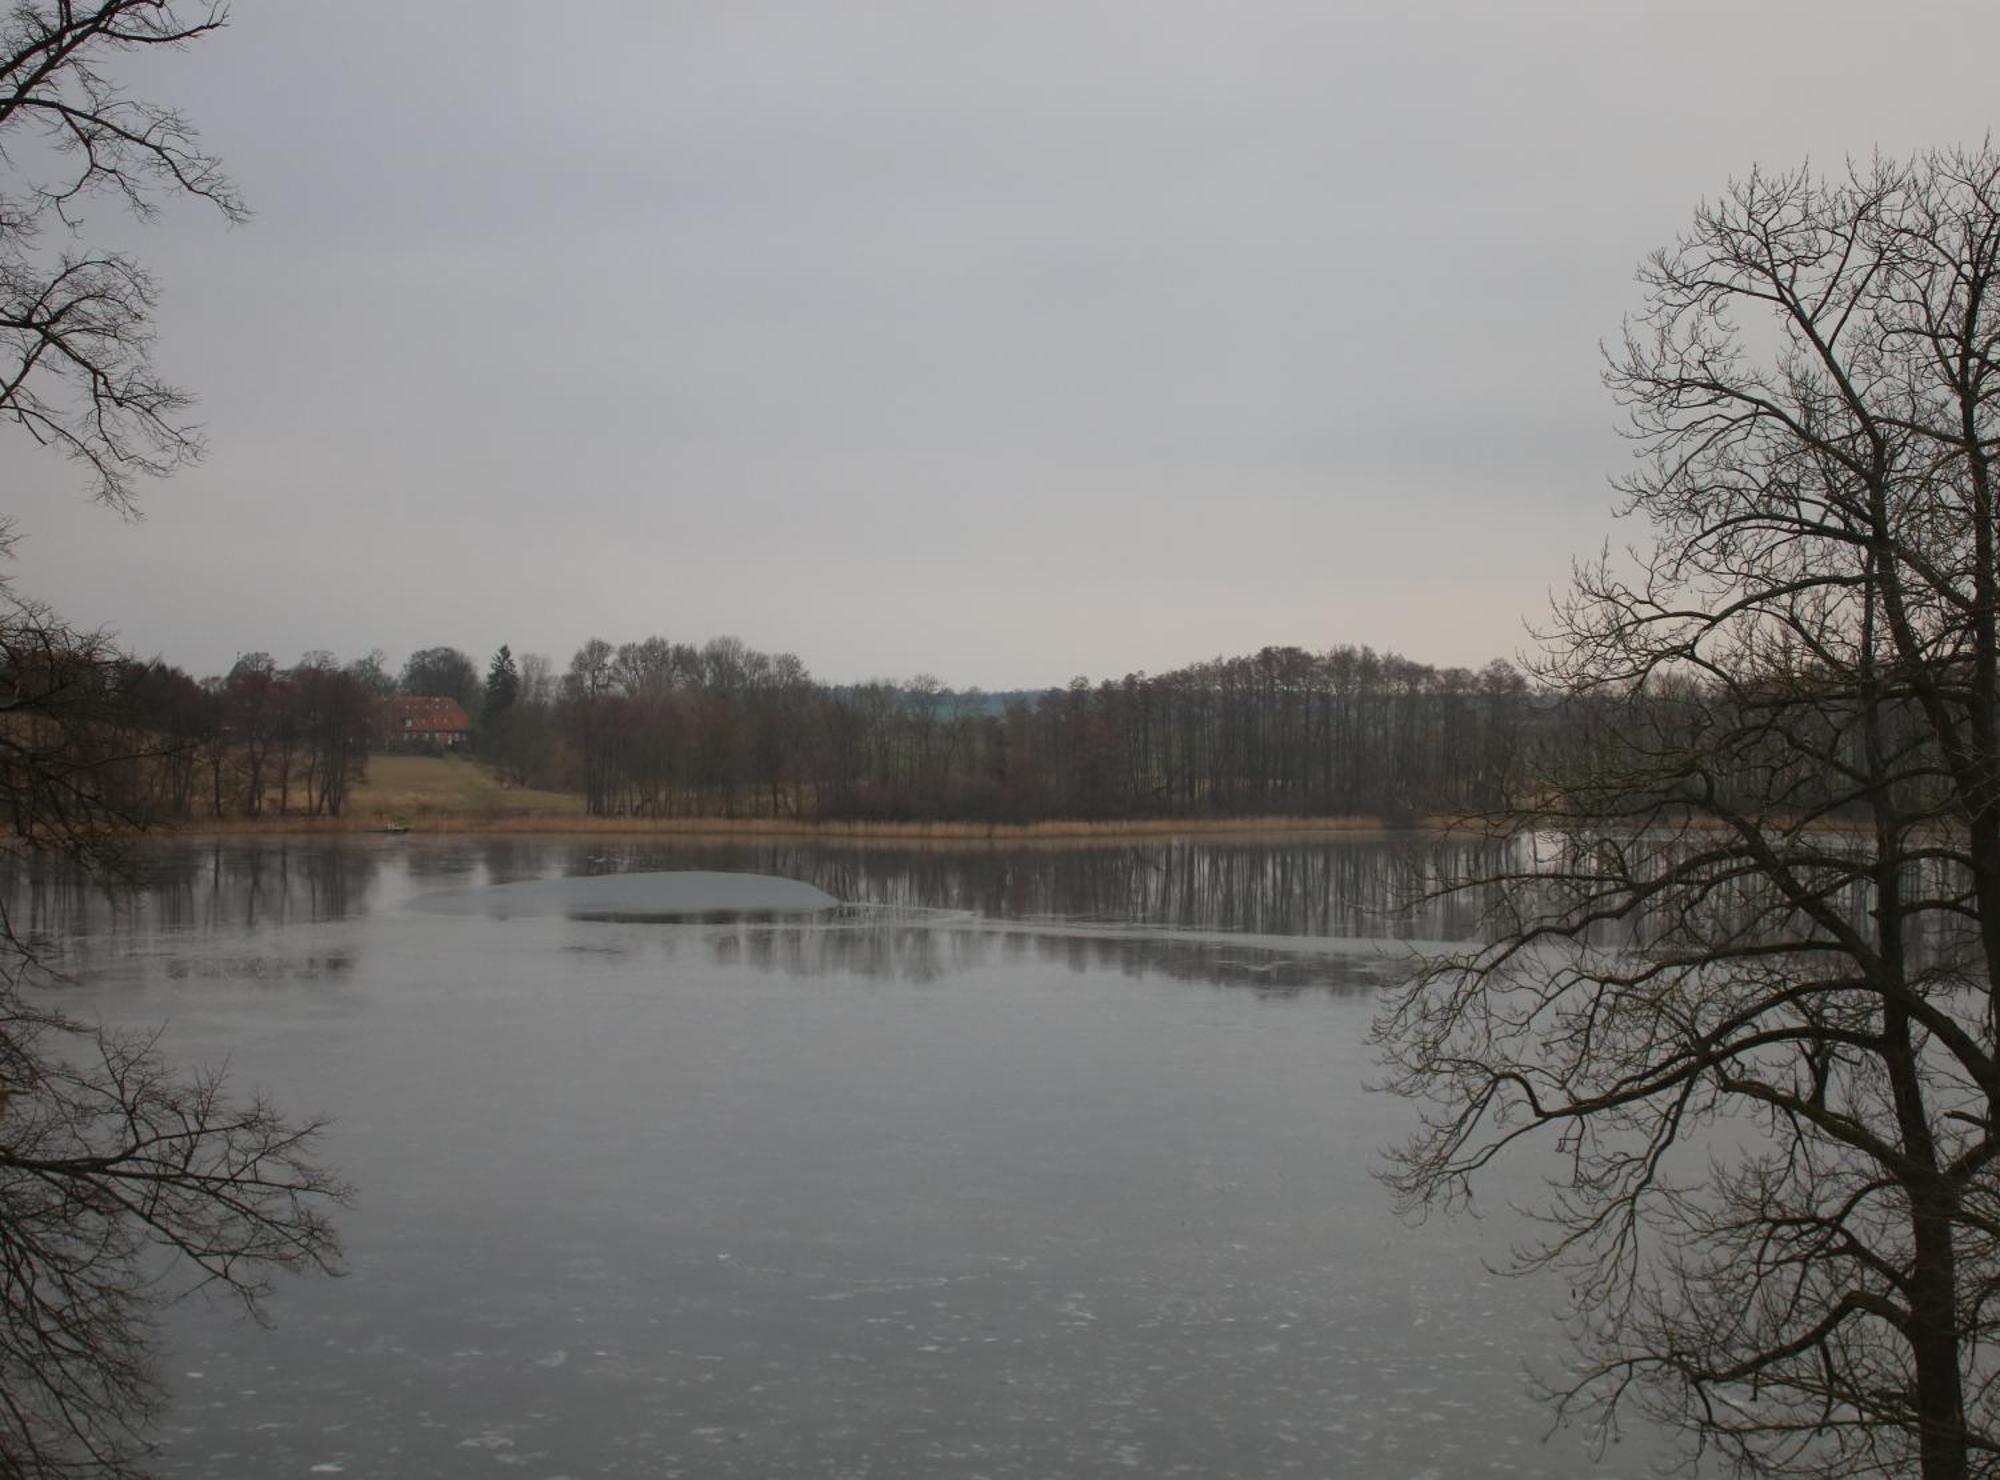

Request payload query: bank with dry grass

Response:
[168,754,1455,841]
[173,811,1430,842]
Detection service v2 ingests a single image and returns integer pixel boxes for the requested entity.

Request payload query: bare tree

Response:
[221,652,281,816]
[0,975,345,1475]
[0,2,241,514]
[0,605,346,1476]
[0,9,345,1476]
[292,651,369,817]
[1377,147,2000,1480]
[562,637,619,815]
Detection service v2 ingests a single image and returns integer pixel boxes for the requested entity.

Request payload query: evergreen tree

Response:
[484,645,520,723]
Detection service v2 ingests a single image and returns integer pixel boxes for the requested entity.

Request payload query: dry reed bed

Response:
[169,813,1437,843]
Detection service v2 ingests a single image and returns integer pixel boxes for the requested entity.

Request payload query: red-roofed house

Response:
[372,696,472,750]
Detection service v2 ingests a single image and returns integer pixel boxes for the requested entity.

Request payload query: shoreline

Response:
[160,813,1454,844]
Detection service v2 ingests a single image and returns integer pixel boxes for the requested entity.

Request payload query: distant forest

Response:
[20,629,1534,824]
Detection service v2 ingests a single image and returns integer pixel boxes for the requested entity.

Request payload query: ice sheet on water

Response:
[410,870,839,921]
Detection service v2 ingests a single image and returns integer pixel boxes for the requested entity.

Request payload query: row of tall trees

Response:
[86,622,1977,834]
[14,628,1542,827]
[47,640,535,822]
[5,628,1540,827]
[45,648,380,822]
[470,636,1535,823]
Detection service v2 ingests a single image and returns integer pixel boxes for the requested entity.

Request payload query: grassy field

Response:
[345,754,586,822]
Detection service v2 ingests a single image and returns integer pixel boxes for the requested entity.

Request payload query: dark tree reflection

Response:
[554,834,1511,942]
[1,834,1510,998]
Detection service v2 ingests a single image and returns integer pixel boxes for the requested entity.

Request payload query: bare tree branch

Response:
[1380,146,2000,1480]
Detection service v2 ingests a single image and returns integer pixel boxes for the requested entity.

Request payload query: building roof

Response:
[373,695,472,732]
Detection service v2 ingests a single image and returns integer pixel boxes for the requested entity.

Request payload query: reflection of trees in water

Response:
[1016,931,1399,995]
[152,844,383,930]
[159,949,356,983]
[0,843,385,944]
[397,843,485,884]
[1510,828,1971,968]
[4,832,1957,1011]
[708,914,963,984]
[0,851,121,957]
[0,835,1499,996]
[476,838,567,886]
[568,835,1513,942]
[527,835,1510,995]
[696,910,1405,996]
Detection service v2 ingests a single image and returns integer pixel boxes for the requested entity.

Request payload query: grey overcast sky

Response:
[5,1,1997,688]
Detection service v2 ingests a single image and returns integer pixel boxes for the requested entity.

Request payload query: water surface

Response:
[8,836,1674,1477]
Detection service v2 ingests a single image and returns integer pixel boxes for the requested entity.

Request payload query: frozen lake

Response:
[5,836,1682,1477]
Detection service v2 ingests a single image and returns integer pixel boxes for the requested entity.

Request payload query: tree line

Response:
[46,620,1973,837]
[516,636,1532,822]
[14,639,506,823]
[13,627,1538,825]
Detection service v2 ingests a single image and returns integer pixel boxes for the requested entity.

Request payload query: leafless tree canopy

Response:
[1378,147,2000,1479]
[500,635,1528,824]
[0,10,345,1476]
[0,1,239,514]
[0,975,345,1475]
[0,602,348,1479]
